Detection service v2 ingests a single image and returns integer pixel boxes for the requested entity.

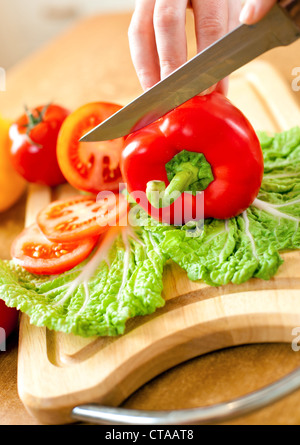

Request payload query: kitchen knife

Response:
[81,0,300,142]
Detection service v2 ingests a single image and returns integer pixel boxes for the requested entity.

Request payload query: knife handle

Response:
[279,0,300,28]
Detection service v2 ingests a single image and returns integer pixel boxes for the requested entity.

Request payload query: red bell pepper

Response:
[121,93,264,225]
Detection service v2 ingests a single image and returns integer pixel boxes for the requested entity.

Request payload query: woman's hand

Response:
[240,0,277,24]
[128,0,277,92]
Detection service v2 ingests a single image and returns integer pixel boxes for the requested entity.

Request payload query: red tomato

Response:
[36,194,128,243]
[0,300,19,341]
[11,224,98,275]
[9,104,70,187]
[57,102,125,194]
[121,93,264,225]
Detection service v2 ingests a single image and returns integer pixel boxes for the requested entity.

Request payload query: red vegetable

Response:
[11,223,98,275]
[56,102,125,194]
[121,93,264,225]
[37,194,129,243]
[9,104,69,187]
[0,300,18,341]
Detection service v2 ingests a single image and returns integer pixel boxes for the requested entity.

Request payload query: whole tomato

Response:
[9,104,70,187]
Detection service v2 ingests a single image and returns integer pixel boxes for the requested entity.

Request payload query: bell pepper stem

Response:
[146,164,199,208]
[146,180,167,208]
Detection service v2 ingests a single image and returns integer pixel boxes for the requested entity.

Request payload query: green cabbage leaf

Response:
[0,227,166,337]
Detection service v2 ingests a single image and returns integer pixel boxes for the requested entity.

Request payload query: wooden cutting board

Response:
[15,60,300,425]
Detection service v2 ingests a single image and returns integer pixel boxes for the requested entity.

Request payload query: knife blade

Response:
[81,2,300,142]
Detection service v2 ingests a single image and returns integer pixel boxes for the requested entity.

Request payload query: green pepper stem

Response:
[146,180,167,208]
[146,163,199,209]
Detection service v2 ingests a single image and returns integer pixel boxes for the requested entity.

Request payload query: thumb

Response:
[239,0,277,25]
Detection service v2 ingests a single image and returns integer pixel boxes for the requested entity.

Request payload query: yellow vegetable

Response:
[0,116,26,212]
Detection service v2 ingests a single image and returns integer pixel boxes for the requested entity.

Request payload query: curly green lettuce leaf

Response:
[0,227,166,337]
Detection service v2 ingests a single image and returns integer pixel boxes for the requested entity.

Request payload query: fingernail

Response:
[239,0,255,24]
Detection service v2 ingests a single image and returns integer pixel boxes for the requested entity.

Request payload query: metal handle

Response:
[280,0,300,28]
[71,366,300,425]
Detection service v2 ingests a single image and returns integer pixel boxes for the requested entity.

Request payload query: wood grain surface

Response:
[1,12,300,425]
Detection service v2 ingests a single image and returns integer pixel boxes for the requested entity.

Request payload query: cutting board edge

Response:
[17,290,300,425]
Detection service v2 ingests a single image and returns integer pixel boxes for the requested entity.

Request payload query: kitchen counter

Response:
[1,12,300,425]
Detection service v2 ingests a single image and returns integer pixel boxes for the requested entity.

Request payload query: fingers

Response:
[128,0,234,94]
[192,0,229,54]
[228,0,242,31]
[216,0,242,96]
[239,0,277,25]
[128,0,160,91]
[192,0,229,95]
[129,0,189,90]
[153,0,189,81]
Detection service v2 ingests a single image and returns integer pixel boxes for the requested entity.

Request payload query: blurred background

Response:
[0,0,135,69]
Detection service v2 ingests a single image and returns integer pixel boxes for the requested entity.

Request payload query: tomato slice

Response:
[11,224,98,275]
[57,102,125,194]
[36,194,128,243]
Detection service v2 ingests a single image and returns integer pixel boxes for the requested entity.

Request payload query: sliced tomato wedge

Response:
[36,194,128,243]
[56,102,125,194]
[11,224,98,275]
